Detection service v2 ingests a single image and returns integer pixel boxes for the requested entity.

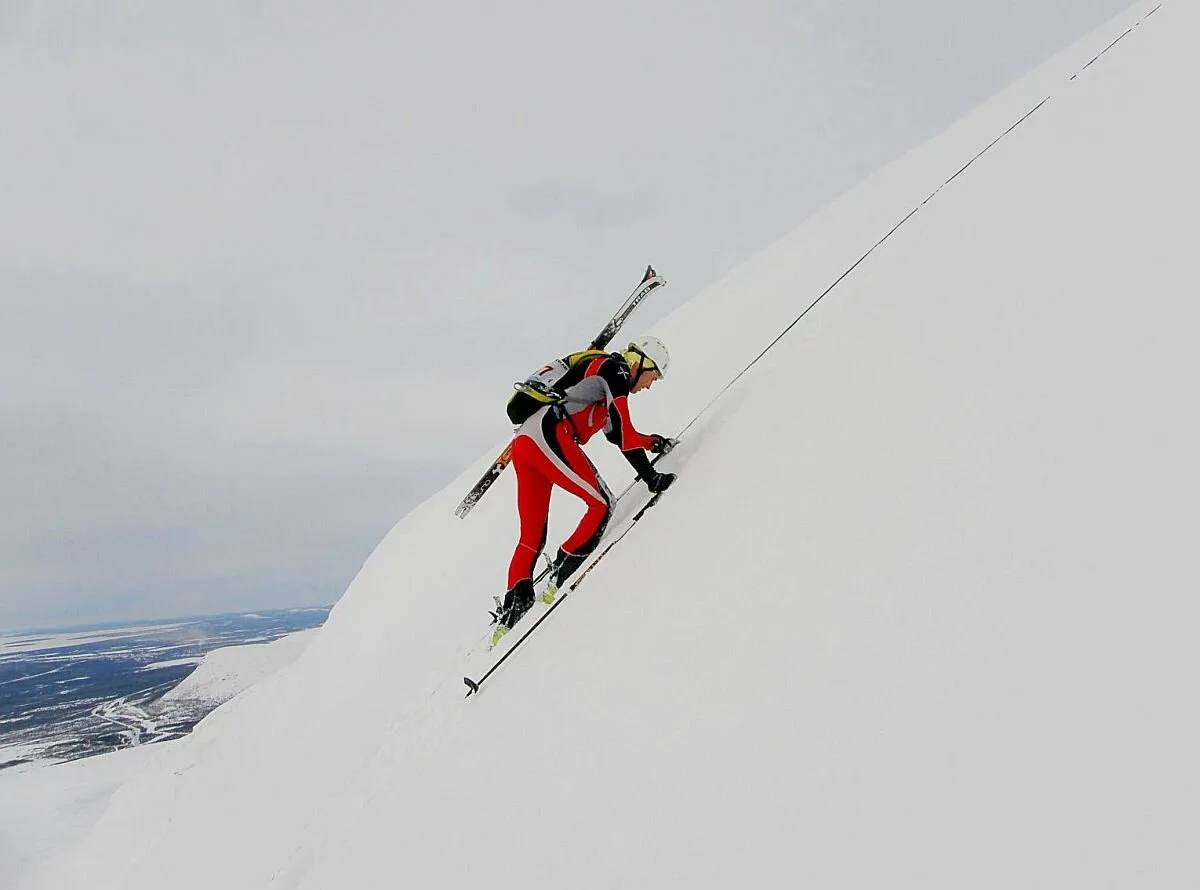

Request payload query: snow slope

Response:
[159,627,317,706]
[0,629,318,887]
[28,2,1199,887]
[0,744,163,887]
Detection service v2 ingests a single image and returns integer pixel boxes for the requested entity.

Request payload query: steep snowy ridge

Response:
[33,2,1199,887]
[160,628,318,706]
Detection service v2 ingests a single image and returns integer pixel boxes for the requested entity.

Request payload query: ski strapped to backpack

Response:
[454,265,666,519]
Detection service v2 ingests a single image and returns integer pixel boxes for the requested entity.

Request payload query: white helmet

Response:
[625,336,670,378]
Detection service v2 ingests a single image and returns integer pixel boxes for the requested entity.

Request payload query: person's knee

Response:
[587,491,611,518]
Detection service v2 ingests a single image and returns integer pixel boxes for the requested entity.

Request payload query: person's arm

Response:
[596,359,657,452]
[618,444,655,478]
[597,359,674,490]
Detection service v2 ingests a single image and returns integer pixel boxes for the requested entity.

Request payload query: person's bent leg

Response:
[507,436,551,590]
[499,436,551,631]
[546,424,612,589]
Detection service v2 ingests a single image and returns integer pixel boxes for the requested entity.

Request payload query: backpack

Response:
[506,349,609,425]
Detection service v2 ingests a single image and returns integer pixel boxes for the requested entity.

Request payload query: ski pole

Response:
[464,486,671,697]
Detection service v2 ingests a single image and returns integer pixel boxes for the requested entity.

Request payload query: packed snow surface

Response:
[23,3,1199,887]
[0,744,162,885]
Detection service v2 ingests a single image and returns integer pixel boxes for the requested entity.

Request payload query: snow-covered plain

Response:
[18,2,1200,887]
[0,624,187,657]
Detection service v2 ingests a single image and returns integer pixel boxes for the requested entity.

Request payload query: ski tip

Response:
[463,677,480,697]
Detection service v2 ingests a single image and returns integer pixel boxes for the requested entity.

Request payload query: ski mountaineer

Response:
[492,336,676,646]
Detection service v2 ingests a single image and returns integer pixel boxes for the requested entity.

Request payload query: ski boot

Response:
[542,546,590,605]
[490,579,535,648]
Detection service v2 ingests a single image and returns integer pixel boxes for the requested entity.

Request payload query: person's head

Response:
[623,336,670,393]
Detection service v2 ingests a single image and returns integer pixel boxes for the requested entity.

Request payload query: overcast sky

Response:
[1,0,1132,630]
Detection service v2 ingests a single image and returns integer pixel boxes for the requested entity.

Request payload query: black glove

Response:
[645,470,676,494]
[648,435,676,454]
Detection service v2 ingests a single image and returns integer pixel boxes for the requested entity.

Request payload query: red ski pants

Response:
[507,412,611,590]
